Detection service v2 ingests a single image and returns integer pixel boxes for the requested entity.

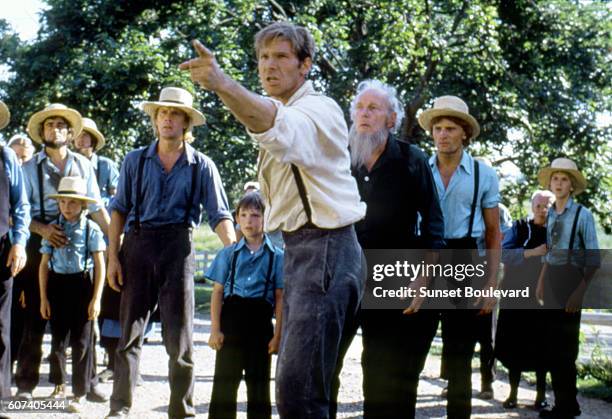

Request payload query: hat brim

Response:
[537,168,587,195]
[418,108,481,140]
[141,101,206,127]
[47,193,98,204]
[27,108,83,144]
[0,101,10,130]
[82,127,106,151]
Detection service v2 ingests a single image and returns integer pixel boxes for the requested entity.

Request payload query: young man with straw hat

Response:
[106,87,235,418]
[181,22,366,418]
[535,158,600,419]
[0,100,30,412]
[419,95,501,419]
[14,103,109,400]
[73,117,119,209]
[39,176,107,412]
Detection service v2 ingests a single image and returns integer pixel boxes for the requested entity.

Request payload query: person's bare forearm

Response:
[108,211,127,257]
[214,76,277,133]
[210,286,224,333]
[29,219,46,237]
[91,208,111,237]
[38,255,50,301]
[214,219,237,247]
[92,252,105,302]
[485,229,501,286]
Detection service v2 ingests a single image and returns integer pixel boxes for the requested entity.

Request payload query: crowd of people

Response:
[0,20,602,419]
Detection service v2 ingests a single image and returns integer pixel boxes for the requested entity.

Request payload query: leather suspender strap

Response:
[134,150,147,232]
[567,204,582,264]
[37,161,46,223]
[290,164,313,225]
[466,160,480,239]
[261,248,275,299]
[183,162,198,227]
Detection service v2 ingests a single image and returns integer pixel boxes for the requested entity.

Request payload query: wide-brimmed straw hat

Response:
[0,101,9,130]
[27,103,83,144]
[418,95,480,140]
[538,157,587,196]
[47,176,98,204]
[141,87,206,128]
[80,117,105,151]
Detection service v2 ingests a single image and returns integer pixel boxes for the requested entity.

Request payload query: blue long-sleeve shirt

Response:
[2,146,30,246]
[110,141,232,232]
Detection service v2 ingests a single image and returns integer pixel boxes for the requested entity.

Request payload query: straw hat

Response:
[27,103,83,144]
[141,87,206,128]
[538,157,587,196]
[7,134,34,149]
[418,95,480,140]
[47,176,98,204]
[0,101,9,130]
[80,117,105,151]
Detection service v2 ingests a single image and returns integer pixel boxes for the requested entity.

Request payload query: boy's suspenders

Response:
[133,148,199,232]
[49,219,90,273]
[227,245,275,301]
[566,205,582,265]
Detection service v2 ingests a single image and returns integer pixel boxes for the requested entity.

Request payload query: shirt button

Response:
[247,276,251,281]
[364,176,370,182]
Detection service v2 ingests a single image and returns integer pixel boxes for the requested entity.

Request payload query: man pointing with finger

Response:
[181,22,366,419]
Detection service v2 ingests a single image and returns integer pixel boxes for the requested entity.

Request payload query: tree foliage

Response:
[0,0,610,229]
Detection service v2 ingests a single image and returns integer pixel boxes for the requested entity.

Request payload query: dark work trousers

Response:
[209,296,274,419]
[361,309,438,419]
[475,311,495,390]
[10,279,24,368]
[110,226,195,418]
[47,271,95,396]
[15,234,53,392]
[0,235,13,398]
[544,264,583,415]
[276,225,366,419]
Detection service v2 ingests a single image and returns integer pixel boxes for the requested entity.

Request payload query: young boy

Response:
[206,191,284,419]
[536,158,600,419]
[38,176,107,412]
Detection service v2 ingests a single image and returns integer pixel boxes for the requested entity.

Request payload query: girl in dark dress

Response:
[495,190,554,410]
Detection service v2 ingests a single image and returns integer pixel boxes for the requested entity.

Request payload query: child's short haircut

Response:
[236,191,265,215]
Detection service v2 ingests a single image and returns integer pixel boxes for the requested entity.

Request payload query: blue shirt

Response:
[2,146,30,246]
[545,198,600,267]
[40,215,106,274]
[429,151,500,239]
[23,150,104,222]
[110,141,232,232]
[206,235,284,306]
[90,154,119,209]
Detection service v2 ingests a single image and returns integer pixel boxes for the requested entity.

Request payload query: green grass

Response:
[193,225,225,252]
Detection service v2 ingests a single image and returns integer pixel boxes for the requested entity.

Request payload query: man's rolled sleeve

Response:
[481,167,500,209]
[88,223,107,253]
[5,147,31,246]
[200,157,232,230]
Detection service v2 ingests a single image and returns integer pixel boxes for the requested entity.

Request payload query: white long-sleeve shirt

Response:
[249,81,366,232]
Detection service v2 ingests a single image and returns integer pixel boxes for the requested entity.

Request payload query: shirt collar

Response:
[234,235,274,253]
[284,80,315,106]
[89,153,99,166]
[551,197,575,216]
[36,148,76,166]
[145,140,195,164]
[59,213,86,229]
[429,150,471,174]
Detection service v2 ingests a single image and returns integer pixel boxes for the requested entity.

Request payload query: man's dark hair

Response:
[255,21,315,63]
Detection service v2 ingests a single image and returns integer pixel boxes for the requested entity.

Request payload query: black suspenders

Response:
[37,161,46,223]
[291,164,313,226]
[466,160,480,239]
[227,244,275,301]
[566,205,583,264]
[133,146,198,232]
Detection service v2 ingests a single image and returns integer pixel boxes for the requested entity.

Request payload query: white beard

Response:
[348,125,389,169]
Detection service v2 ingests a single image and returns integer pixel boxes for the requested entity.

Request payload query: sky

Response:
[1,0,46,41]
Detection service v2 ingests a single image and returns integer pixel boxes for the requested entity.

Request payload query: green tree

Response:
[1,0,610,228]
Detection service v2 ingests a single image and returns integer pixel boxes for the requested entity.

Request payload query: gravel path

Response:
[6,313,611,418]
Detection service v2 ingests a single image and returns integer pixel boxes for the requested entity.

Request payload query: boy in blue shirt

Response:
[206,191,284,419]
[38,176,107,412]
